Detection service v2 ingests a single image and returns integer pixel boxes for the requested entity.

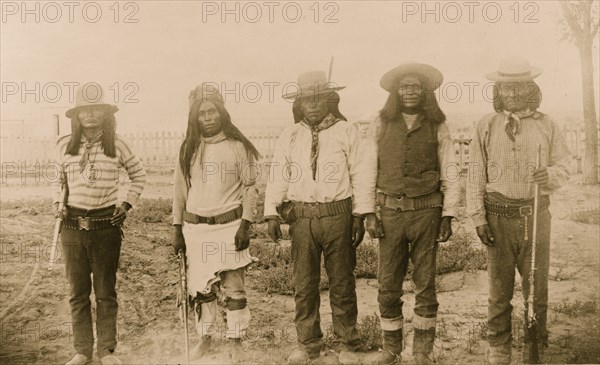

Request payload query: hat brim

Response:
[282,85,346,100]
[485,67,543,82]
[380,63,443,92]
[66,104,119,118]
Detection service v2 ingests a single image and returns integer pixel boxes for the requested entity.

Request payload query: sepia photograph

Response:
[1,1,599,364]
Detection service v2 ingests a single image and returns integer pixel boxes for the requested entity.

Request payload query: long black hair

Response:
[493,81,542,112]
[178,99,261,182]
[292,91,347,123]
[379,76,446,125]
[65,112,117,157]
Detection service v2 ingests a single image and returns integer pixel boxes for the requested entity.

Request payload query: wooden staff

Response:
[526,144,541,363]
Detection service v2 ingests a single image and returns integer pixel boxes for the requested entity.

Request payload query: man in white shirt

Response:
[264,70,374,365]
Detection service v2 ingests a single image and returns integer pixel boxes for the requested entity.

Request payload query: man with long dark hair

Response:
[172,85,260,362]
[362,63,460,365]
[467,57,570,365]
[53,84,146,365]
[264,70,373,365]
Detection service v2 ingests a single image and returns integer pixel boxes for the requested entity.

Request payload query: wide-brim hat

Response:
[282,71,346,100]
[189,83,225,109]
[380,62,443,92]
[486,57,542,82]
[65,84,118,118]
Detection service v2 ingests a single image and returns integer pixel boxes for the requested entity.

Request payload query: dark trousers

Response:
[378,207,441,354]
[61,211,122,359]
[290,212,359,355]
[486,195,551,349]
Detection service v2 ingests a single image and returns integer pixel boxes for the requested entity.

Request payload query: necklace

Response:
[80,134,102,185]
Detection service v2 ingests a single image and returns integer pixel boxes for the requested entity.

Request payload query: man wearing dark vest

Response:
[363,63,460,365]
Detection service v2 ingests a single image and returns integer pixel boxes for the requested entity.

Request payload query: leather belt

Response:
[63,205,115,230]
[377,192,443,211]
[183,206,243,225]
[293,198,352,218]
[484,195,550,218]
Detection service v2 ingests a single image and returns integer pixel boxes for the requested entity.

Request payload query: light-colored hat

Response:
[189,83,225,109]
[65,84,118,118]
[282,71,346,100]
[485,57,542,82]
[380,62,443,92]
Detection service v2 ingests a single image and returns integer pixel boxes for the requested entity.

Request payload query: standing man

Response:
[363,62,460,365]
[54,84,147,365]
[172,85,260,363]
[264,70,373,365]
[466,57,570,365]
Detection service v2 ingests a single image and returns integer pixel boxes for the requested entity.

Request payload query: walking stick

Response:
[526,144,541,363]
[49,172,68,270]
[177,250,190,364]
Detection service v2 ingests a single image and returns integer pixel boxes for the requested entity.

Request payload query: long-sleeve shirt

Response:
[466,111,571,227]
[263,118,374,216]
[52,134,146,210]
[362,115,461,218]
[172,133,258,225]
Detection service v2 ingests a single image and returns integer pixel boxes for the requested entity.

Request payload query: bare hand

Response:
[53,202,67,220]
[476,224,495,247]
[267,218,282,243]
[111,203,129,226]
[173,225,186,254]
[234,220,251,251]
[351,216,365,248]
[436,216,453,242]
[532,167,549,186]
[365,213,385,239]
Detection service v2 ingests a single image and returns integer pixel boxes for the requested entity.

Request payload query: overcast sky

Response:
[1,0,599,136]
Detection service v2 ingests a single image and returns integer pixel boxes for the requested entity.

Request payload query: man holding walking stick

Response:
[466,57,571,365]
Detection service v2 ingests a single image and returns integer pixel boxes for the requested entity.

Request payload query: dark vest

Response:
[376,114,440,197]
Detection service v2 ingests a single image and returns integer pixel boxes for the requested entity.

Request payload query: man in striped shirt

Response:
[53,85,146,365]
[466,58,570,365]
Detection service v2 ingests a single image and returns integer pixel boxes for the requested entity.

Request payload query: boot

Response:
[371,329,403,365]
[65,354,91,365]
[287,348,312,365]
[485,343,511,365]
[228,338,243,363]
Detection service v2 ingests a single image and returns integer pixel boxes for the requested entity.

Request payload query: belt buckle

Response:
[307,203,320,218]
[77,216,91,230]
[519,205,533,217]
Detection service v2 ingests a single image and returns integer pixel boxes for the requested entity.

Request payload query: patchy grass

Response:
[437,224,487,275]
[0,198,54,216]
[570,208,600,225]
[128,197,172,223]
[324,314,382,352]
[550,299,598,317]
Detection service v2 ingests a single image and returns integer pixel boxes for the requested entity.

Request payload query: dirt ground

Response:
[0,173,598,365]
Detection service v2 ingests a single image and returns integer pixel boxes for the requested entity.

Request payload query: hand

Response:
[173,225,186,255]
[532,167,549,186]
[365,213,385,239]
[436,216,453,242]
[476,224,495,247]
[53,202,67,220]
[267,218,282,243]
[234,220,251,251]
[351,216,365,248]
[111,203,130,226]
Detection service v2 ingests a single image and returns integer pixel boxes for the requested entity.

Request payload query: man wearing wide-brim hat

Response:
[264,70,374,364]
[361,62,460,365]
[54,84,146,365]
[466,57,570,364]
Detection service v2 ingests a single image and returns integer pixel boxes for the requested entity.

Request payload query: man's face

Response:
[498,82,536,112]
[300,96,329,124]
[397,75,423,109]
[197,101,222,136]
[78,106,106,130]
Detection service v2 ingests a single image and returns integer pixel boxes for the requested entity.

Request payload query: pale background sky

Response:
[1,0,599,137]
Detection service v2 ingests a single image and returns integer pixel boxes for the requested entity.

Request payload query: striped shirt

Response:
[466,111,571,227]
[52,134,146,210]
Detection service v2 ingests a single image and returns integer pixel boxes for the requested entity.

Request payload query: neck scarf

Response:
[198,130,227,163]
[79,132,104,170]
[503,109,535,142]
[300,113,341,181]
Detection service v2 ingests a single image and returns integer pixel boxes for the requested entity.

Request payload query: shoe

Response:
[485,345,511,365]
[338,349,359,365]
[366,349,401,365]
[287,348,312,364]
[65,354,91,365]
[190,335,212,359]
[228,338,243,363]
[100,354,123,365]
[414,353,432,365]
